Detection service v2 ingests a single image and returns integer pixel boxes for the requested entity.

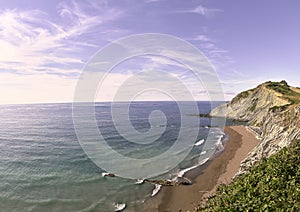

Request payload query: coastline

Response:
[146,126,259,211]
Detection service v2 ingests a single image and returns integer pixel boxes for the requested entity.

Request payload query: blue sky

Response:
[0,0,299,104]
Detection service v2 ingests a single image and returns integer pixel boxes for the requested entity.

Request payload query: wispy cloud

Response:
[191,34,212,42]
[144,0,163,3]
[188,34,234,73]
[190,5,222,17]
[176,4,222,18]
[0,1,124,77]
[0,0,127,103]
[57,1,124,40]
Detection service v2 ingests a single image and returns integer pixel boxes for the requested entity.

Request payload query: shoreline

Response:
[145,126,259,211]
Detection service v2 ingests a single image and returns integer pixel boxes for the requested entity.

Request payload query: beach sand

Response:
[145,126,259,211]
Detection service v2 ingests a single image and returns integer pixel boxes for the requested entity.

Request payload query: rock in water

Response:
[101,172,115,177]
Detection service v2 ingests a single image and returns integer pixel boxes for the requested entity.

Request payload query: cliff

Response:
[210,80,300,175]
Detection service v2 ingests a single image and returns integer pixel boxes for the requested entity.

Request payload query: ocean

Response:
[0,101,226,211]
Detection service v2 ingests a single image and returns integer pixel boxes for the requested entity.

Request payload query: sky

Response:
[0,0,300,104]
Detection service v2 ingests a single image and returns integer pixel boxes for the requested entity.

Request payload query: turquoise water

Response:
[0,101,225,211]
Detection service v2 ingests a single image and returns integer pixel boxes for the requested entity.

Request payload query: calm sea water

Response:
[0,101,225,211]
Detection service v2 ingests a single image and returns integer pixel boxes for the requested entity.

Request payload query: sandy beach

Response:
[145,126,259,211]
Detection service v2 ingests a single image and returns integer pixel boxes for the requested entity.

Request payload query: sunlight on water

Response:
[0,101,225,211]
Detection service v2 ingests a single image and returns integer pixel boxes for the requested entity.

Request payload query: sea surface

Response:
[0,101,226,211]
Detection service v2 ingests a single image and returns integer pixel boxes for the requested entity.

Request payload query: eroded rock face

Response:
[237,104,300,176]
[209,81,300,176]
[210,84,289,125]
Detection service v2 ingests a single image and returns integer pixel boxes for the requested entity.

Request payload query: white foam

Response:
[176,157,210,178]
[101,172,115,177]
[135,179,145,185]
[177,164,198,178]
[172,129,225,182]
[113,202,126,211]
[101,172,110,177]
[199,157,210,166]
[151,184,162,197]
[215,133,225,153]
[194,139,205,146]
[200,150,207,155]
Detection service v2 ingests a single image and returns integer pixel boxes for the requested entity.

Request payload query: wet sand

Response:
[145,126,259,211]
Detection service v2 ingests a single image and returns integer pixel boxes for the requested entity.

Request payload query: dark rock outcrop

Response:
[145,177,192,186]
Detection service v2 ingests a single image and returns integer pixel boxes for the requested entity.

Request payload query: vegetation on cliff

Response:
[199,140,300,211]
[231,88,254,105]
[209,81,296,126]
[266,80,300,105]
[230,80,300,110]
[201,81,300,211]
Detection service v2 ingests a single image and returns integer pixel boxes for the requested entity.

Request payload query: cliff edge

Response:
[210,80,300,175]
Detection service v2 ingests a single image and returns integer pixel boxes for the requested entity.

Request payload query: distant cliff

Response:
[210,80,300,175]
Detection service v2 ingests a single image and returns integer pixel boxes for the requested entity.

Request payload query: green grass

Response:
[198,140,300,211]
[230,81,300,106]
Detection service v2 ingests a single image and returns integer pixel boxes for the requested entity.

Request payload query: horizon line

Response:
[0,99,230,106]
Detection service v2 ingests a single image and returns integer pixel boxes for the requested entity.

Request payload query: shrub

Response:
[199,140,300,211]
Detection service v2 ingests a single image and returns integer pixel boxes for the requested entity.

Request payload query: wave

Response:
[69,155,90,163]
[194,139,205,146]
[174,129,226,179]
[113,202,126,211]
[24,198,83,205]
[75,175,103,184]
[200,150,207,155]
[151,184,162,197]
[176,157,210,178]
[214,133,227,154]
[177,164,199,178]
[135,179,145,185]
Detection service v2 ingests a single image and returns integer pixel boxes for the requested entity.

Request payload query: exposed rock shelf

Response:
[145,177,192,186]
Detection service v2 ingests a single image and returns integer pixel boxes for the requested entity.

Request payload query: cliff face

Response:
[210,81,300,175]
[210,83,290,125]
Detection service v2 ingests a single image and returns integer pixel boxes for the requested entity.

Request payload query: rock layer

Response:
[209,81,300,175]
